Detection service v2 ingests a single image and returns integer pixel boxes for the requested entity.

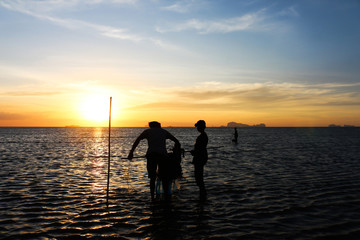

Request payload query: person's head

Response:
[195,120,206,132]
[149,121,161,128]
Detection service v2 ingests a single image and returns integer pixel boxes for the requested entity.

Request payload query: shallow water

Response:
[1,127,360,239]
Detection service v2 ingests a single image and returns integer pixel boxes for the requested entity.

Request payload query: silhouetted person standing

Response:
[233,127,238,143]
[191,120,208,201]
[127,121,180,201]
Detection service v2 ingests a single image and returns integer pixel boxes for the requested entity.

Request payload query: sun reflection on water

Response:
[88,128,109,194]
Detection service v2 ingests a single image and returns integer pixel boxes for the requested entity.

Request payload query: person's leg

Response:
[158,155,171,200]
[162,179,171,201]
[147,155,157,200]
[150,177,156,200]
[194,164,203,187]
[195,164,207,200]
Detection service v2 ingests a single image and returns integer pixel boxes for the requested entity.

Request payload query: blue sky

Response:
[1,0,360,127]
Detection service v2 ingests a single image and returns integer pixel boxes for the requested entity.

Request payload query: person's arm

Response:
[127,132,146,159]
[167,131,181,148]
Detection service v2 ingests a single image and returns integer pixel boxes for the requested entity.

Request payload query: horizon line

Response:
[0,125,358,128]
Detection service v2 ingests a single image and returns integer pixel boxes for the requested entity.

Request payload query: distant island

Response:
[328,124,356,127]
[226,122,266,128]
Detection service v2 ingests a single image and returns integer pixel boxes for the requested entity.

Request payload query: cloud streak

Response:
[0,0,183,52]
[0,112,24,121]
[2,91,62,97]
[0,1,140,39]
[156,8,283,34]
[161,0,206,13]
[0,0,136,13]
[128,82,360,111]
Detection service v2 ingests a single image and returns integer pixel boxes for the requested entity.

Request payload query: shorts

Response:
[146,152,168,179]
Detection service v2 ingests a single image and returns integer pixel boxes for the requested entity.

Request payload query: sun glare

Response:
[79,96,111,122]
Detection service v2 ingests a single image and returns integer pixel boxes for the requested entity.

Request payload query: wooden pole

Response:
[106,96,112,206]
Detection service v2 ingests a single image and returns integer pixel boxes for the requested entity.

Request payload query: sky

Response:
[1,0,360,127]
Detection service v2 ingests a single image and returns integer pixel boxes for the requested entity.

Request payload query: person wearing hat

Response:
[191,120,208,201]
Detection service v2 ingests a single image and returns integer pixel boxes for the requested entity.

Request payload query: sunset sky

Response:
[1,0,360,127]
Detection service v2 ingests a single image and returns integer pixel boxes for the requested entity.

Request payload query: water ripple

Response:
[1,127,360,239]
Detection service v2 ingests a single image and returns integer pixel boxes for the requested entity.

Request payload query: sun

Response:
[79,96,111,122]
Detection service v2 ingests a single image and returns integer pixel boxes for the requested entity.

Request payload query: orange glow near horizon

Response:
[1,87,360,127]
[1,105,359,127]
[0,113,359,127]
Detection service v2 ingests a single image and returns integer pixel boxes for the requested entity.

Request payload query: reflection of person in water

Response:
[127,121,181,201]
[232,127,238,143]
[191,120,208,201]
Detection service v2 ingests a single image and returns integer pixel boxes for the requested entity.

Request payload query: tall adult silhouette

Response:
[127,121,180,201]
[191,120,208,201]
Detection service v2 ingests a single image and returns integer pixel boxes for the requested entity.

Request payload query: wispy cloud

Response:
[161,0,206,13]
[279,6,299,17]
[0,0,182,51]
[156,9,278,34]
[0,0,140,38]
[128,82,360,111]
[0,0,136,13]
[0,112,24,121]
[161,2,190,13]
[2,91,62,97]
